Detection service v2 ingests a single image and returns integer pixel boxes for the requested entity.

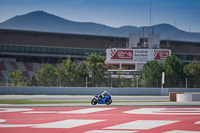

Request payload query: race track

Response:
[0,106,200,133]
[0,95,168,101]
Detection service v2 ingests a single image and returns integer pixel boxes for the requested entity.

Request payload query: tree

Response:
[34,63,56,86]
[139,60,163,87]
[83,53,108,87]
[163,55,185,87]
[184,60,200,87]
[55,56,78,87]
[9,69,25,86]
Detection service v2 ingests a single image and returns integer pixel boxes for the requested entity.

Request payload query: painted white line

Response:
[0,119,6,123]
[0,119,105,128]
[124,108,200,115]
[105,120,178,130]
[85,130,137,133]
[0,108,33,113]
[163,130,200,133]
[0,124,34,127]
[195,121,200,124]
[33,119,106,128]
[58,108,115,114]
[24,108,115,114]
[24,111,59,113]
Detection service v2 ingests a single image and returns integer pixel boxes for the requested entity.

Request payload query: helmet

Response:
[103,91,108,95]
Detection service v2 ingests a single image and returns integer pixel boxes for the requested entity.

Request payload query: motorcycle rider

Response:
[97,91,109,101]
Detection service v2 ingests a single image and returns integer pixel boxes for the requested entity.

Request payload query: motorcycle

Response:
[91,94,112,105]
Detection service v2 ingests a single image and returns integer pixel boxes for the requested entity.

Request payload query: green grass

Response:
[0,100,168,104]
[113,101,169,103]
[0,100,90,104]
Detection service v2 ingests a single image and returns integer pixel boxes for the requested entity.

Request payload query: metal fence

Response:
[1,77,200,88]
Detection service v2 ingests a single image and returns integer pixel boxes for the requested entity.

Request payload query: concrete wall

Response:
[0,87,200,95]
[177,93,200,102]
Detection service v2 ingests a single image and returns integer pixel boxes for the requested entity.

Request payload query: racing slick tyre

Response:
[105,99,112,105]
[91,98,97,105]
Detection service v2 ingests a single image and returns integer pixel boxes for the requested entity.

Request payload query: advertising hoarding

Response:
[110,49,133,60]
[106,49,171,61]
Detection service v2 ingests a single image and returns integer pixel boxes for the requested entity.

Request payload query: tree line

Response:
[9,53,200,88]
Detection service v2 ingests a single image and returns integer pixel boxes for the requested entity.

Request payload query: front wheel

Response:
[105,99,112,105]
[91,98,97,105]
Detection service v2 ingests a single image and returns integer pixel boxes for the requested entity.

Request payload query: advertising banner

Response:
[110,49,133,60]
[154,50,171,60]
[106,49,171,61]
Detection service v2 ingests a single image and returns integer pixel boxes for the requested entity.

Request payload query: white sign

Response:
[133,49,151,61]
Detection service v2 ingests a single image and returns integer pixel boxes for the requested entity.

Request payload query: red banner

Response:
[111,49,133,59]
[154,50,170,60]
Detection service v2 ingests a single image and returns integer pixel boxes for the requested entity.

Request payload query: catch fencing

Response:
[1,77,199,88]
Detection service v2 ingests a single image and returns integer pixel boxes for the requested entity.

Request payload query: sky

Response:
[0,0,200,33]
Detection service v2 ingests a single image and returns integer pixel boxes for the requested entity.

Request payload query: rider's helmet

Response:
[103,91,108,95]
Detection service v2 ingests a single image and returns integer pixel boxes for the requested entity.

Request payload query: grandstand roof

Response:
[0,28,127,49]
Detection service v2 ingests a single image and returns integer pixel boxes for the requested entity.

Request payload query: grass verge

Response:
[0,100,90,104]
[0,100,168,104]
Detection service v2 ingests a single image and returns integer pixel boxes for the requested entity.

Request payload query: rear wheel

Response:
[91,98,97,105]
[105,99,112,105]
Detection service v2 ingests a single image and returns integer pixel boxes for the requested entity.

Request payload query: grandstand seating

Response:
[16,62,26,71]
[0,62,7,71]
[0,62,43,81]
[0,71,4,80]
[1,70,10,80]
[10,62,18,69]
[32,63,41,71]
[4,62,16,71]
[24,63,33,71]
[0,61,60,82]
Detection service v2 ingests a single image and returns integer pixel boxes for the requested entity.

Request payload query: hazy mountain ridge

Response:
[0,11,200,42]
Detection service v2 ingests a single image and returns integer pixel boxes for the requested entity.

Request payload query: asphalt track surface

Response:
[1,95,200,106]
[0,106,200,133]
[0,95,200,132]
[0,95,168,101]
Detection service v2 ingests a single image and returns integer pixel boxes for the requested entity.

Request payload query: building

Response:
[0,28,200,81]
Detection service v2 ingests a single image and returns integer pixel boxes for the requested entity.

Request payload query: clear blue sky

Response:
[0,0,200,32]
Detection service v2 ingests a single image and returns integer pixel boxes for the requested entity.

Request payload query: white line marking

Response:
[163,130,200,133]
[0,108,33,113]
[124,108,200,115]
[58,108,115,114]
[105,120,178,130]
[33,119,106,128]
[85,130,137,133]
[24,111,59,113]
[0,124,34,127]
[24,108,115,114]
[0,119,105,128]
[0,119,6,123]
[195,121,200,124]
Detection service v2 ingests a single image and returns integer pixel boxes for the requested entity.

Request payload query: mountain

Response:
[0,10,200,42]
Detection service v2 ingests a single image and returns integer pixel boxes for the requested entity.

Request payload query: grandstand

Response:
[0,28,200,83]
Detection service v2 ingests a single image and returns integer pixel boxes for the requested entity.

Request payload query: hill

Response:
[0,10,200,42]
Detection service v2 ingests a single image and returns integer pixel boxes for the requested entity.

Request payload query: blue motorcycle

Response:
[91,94,112,105]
